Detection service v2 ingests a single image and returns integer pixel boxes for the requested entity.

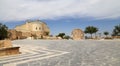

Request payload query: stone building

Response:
[14,20,50,39]
[72,29,84,40]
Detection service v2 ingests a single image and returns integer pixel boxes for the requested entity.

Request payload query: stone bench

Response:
[0,40,21,57]
[0,47,20,56]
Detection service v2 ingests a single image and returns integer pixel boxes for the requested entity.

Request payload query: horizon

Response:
[3,18,120,36]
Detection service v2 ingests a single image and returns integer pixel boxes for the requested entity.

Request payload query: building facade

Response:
[14,20,50,39]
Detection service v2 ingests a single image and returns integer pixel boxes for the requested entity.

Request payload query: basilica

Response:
[9,20,50,40]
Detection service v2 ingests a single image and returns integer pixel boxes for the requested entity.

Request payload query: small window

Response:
[36,27,37,30]
[39,27,41,30]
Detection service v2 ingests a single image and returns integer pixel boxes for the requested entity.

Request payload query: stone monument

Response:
[72,29,84,40]
[0,40,20,56]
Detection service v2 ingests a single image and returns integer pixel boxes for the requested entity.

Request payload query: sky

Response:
[0,0,120,36]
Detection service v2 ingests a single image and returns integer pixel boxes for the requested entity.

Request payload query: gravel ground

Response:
[11,39,120,66]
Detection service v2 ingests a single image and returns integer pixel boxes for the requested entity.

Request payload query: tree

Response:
[84,26,98,38]
[57,33,65,39]
[63,35,71,39]
[104,31,109,37]
[0,23,8,40]
[112,24,120,36]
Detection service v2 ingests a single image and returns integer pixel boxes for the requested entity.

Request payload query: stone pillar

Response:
[72,29,84,40]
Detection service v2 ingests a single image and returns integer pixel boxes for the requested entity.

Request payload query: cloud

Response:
[0,0,120,21]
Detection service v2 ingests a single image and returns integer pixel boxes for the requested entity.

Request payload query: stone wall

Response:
[0,40,12,48]
[112,36,120,39]
[8,29,49,40]
[0,40,20,57]
[0,47,20,56]
[8,30,23,40]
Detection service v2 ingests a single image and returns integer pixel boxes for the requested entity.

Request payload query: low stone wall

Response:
[112,36,120,39]
[0,40,21,57]
[0,47,20,56]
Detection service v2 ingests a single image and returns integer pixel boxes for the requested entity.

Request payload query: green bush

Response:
[0,23,8,40]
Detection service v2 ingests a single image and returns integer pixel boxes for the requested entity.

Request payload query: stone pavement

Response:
[0,40,120,66]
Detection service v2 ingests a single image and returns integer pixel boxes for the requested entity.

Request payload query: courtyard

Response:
[0,39,120,66]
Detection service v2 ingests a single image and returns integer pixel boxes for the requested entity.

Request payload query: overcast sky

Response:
[0,0,120,35]
[0,0,120,21]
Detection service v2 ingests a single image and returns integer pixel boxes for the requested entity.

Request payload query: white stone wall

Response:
[15,21,49,33]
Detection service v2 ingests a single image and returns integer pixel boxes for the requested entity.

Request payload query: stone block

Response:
[0,47,20,56]
[0,40,20,57]
[0,40,12,48]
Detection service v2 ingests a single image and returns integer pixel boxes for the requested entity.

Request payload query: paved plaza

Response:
[0,40,120,66]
